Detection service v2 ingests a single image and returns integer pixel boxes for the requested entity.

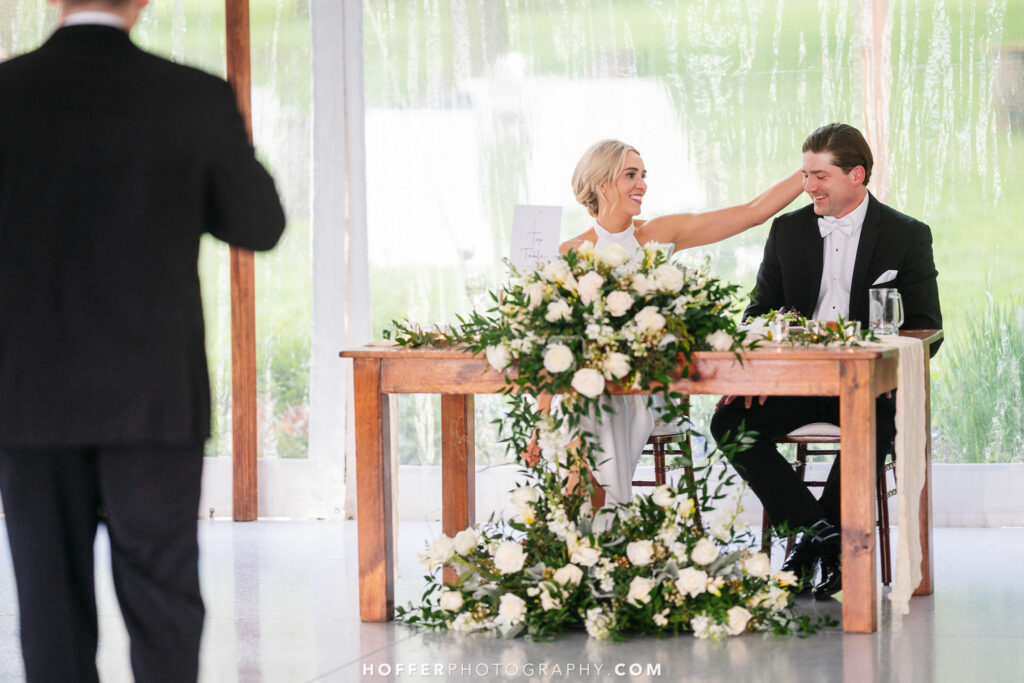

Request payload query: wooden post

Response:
[353,359,395,621]
[441,394,475,585]
[839,359,878,633]
[225,0,258,522]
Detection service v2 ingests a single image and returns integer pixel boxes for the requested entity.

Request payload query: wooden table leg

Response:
[441,394,475,585]
[353,359,394,622]
[839,359,878,633]
[915,352,935,595]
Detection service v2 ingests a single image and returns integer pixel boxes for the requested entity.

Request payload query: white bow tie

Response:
[818,215,855,238]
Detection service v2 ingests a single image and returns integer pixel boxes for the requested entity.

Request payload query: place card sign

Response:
[509,204,561,270]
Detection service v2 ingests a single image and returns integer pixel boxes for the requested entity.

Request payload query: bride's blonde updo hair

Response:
[571,139,641,218]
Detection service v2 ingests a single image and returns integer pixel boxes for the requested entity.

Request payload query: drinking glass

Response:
[465,272,488,312]
[768,318,788,341]
[869,288,904,335]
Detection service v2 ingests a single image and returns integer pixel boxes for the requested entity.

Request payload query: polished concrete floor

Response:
[1,521,1023,682]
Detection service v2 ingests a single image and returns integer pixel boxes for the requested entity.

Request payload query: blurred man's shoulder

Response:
[135,48,232,96]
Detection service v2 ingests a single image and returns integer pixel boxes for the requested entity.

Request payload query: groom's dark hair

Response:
[803,123,873,186]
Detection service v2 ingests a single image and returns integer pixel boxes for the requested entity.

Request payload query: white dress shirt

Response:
[62,12,127,30]
[812,192,870,321]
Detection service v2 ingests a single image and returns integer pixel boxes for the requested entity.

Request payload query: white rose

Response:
[524,282,546,309]
[726,605,752,636]
[626,540,655,566]
[596,243,629,268]
[539,584,561,611]
[497,593,527,625]
[652,264,685,292]
[570,539,602,567]
[634,306,666,334]
[626,576,657,606]
[577,240,595,258]
[422,534,456,567]
[691,538,720,566]
[543,343,574,374]
[552,563,584,586]
[706,330,733,351]
[493,541,527,574]
[439,589,464,612]
[570,368,605,398]
[509,486,540,507]
[744,552,771,580]
[544,299,572,323]
[485,344,511,371]
[675,567,708,597]
[584,607,613,639]
[453,528,479,556]
[651,484,675,507]
[602,352,630,380]
[541,259,572,284]
[576,271,605,305]
[669,541,688,562]
[631,273,653,296]
[604,290,634,317]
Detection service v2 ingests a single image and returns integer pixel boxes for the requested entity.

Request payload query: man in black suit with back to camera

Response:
[711,123,941,600]
[0,0,285,681]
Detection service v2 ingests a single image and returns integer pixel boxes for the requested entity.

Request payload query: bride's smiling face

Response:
[599,151,647,220]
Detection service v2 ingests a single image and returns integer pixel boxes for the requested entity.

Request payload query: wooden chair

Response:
[632,417,702,527]
[760,422,896,586]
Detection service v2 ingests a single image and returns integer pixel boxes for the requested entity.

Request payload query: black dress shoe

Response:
[781,535,819,595]
[813,536,842,600]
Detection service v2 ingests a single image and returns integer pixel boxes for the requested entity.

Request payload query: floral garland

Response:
[390,242,825,640]
[745,310,880,347]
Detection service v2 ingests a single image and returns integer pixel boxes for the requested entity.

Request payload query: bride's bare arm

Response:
[559,227,598,255]
[640,170,803,251]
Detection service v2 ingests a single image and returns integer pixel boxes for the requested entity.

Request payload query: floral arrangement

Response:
[745,310,879,347]
[389,242,822,640]
[401,462,819,640]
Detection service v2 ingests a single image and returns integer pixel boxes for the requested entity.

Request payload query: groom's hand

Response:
[718,395,768,409]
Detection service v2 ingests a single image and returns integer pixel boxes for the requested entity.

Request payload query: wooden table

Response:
[341,329,942,633]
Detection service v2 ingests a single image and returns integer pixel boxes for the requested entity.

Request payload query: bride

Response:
[559,139,802,508]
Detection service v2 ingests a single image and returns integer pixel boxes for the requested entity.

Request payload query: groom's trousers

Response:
[709,393,896,532]
[0,443,205,683]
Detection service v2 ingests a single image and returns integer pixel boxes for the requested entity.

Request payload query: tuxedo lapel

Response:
[848,192,882,323]
[802,212,824,316]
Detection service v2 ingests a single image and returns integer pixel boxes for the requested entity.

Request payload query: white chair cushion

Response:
[786,422,840,439]
[650,418,691,437]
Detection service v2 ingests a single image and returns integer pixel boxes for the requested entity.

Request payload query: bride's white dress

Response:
[579,222,659,506]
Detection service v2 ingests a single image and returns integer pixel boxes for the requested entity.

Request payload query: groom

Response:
[710,123,942,599]
[0,0,284,680]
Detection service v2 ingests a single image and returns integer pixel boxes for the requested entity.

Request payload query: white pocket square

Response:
[872,270,898,286]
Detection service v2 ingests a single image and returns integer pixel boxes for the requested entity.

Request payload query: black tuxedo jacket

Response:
[746,193,942,345]
[0,26,285,447]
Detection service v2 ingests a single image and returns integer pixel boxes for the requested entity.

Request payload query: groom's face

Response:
[801,151,866,219]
